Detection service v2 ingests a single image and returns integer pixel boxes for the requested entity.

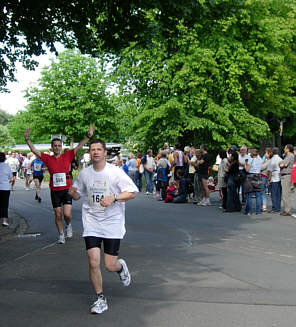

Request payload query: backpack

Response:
[141,155,147,165]
[185,178,194,195]
[156,167,169,182]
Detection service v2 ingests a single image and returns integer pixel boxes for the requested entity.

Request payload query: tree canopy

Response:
[0,109,14,148]
[0,108,12,125]
[17,50,117,143]
[2,0,296,150]
[111,0,296,150]
[1,0,204,91]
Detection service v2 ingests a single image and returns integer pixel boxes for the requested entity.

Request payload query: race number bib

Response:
[25,168,32,174]
[88,182,109,212]
[34,163,42,171]
[53,173,67,187]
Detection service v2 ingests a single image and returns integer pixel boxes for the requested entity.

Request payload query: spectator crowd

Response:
[2,141,296,229]
[118,142,296,217]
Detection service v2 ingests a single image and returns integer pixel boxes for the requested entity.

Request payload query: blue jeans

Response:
[173,195,187,203]
[134,170,143,191]
[245,192,262,214]
[144,170,154,193]
[271,181,281,211]
[260,177,268,207]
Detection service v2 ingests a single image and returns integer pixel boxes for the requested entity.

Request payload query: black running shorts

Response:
[84,236,121,256]
[50,189,72,208]
[33,175,44,183]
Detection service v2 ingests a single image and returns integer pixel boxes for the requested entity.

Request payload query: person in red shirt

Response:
[24,125,94,244]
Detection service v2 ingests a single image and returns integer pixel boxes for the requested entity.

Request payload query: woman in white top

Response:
[0,152,13,226]
[244,149,263,215]
[217,150,228,211]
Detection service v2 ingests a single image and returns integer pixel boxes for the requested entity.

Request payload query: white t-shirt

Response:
[238,154,251,170]
[145,156,155,170]
[189,156,197,174]
[23,158,32,174]
[6,157,19,172]
[249,156,262,174]
[267,155,283,182]
[0,163,12,190]
[215,155,221,165]
[83,153,90,163]
[73,163,138,239]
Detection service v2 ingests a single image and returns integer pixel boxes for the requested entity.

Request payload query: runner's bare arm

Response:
[100,192,136,207]
[74,124,94,155]
[24,128,41,158]
[68,186,81,200]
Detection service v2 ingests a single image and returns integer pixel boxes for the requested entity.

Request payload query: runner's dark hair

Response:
[285,144,294,153]
[0,152,5,162]
[89,139,106,150]
[51,138,62,147]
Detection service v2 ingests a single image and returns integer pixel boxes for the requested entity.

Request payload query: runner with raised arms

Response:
[24,125,94,244]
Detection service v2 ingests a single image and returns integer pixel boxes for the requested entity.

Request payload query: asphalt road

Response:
[1,179,296,327]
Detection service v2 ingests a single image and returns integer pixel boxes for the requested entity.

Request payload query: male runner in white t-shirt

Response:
[23,153,33,191]
[68,139,138,314]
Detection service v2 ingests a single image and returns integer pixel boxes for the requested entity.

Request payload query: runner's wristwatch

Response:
[114,194,118,202]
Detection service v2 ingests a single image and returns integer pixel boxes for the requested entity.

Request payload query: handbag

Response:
[139,164,144,174]
[243,175,253,193]
[250,174,262,192]
[212,164,219,172]
[244,174,262,193]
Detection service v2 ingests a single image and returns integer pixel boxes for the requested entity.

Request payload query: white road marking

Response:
[178,229,193,247]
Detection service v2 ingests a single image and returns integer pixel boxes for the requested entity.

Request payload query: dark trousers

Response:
[134,171,143,191]
[173,195,187,203]
[239,170,247,202]
[0,190,10,218]
[158,181,168,200]
[222,187,227,209]
[270,181,281,211]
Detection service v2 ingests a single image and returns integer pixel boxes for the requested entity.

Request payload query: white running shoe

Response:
[57,233,65,244]
[90,295,108,314]
[65,224,73,238]
[118,259,131,286]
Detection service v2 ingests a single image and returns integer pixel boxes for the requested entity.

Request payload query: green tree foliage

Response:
[0,109,12,125]
[23,50,117,143]
[0,125,15,148]
[0,0,203,91]
[112,0,296,150]
[7,110,50,144]
[0,109,14,147]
